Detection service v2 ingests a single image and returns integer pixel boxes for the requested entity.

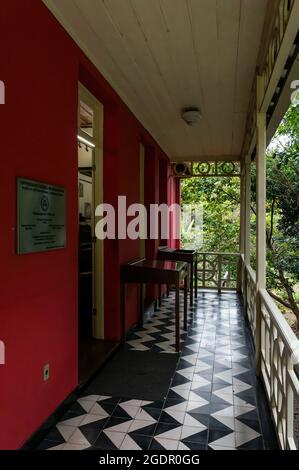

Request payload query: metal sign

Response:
[17,178,66,254]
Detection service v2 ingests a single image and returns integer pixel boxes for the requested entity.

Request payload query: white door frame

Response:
[78,83,104,339]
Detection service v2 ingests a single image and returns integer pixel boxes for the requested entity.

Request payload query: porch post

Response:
[239,161,245,255]
[238,160,246,292]
[255,75,267,375]
[242,154,251,313]
[244,154,251,265]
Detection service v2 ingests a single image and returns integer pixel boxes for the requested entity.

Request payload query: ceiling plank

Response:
[74,0,172,146]
[43,0,269,161]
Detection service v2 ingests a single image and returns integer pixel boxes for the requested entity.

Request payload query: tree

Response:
[251,104,299,328]
[181,176,240,253]
[180,104,299,329]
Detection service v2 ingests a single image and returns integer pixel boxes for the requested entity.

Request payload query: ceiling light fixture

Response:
[77,135,95,148]
[181,107,202,126]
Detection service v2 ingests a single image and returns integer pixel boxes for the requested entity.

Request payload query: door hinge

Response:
[92,308,97,316]
[92,236,97,244]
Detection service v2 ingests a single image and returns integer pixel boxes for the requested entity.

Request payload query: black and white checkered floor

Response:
[34,291,276,450]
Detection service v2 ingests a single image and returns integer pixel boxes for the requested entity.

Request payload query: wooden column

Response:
[244,154,251,265]
[239,161,246,256]
[243,154,252,315]
[255,75,267,375]
[256,77,267,288]
[238,160,246,292]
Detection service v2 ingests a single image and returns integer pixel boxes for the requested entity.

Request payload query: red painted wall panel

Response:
[0,0,79,450]
[0,0,177,449]
[168,174,181,250]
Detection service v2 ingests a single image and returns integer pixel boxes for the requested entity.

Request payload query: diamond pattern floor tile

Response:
[33,290,278,451]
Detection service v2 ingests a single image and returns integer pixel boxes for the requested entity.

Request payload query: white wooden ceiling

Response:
[43,0,268,161]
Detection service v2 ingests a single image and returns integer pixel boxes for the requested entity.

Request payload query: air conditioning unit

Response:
[172,162,192,177]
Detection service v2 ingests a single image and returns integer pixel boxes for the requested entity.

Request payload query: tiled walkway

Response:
[33,291,277,450]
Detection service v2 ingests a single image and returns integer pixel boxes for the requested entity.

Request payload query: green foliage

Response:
[250,105,299,290]
[251,104,299,321]
[270,105,299,239]
[181,176,240,253]
[180,105,299,322]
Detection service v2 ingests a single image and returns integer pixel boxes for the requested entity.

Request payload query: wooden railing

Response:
[242,260,257,340]
[197,252,240,291]
[241,256,299,449]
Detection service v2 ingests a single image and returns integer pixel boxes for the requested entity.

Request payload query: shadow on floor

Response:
[25,290,279,451]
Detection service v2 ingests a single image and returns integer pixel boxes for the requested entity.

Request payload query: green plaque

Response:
[17,178,66,254]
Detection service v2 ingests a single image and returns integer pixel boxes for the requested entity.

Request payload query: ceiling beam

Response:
[171,154,241,163]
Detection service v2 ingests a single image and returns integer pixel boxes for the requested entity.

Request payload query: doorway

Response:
[77,84,117,384]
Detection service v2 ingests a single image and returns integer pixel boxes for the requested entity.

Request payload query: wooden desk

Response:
[158,247,198,306]
[120,258,188,352]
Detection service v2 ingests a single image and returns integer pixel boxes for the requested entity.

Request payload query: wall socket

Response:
[43,363,50,382]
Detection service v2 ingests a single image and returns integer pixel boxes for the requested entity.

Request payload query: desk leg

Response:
[190,262,194,307]
[158,284,162,308]
[195,256,198,299]
[184,275,188,331]
[121,283,126,344]
[139,283,144,328]
[175,281,180,352]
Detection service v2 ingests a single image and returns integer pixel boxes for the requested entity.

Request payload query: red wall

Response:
[168,174,181,250]
[0,0,177,449]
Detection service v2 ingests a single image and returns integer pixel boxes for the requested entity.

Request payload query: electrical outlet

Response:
[43,364,50,382]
